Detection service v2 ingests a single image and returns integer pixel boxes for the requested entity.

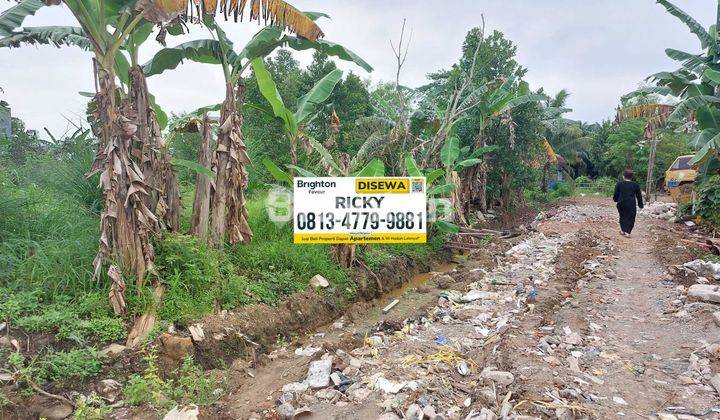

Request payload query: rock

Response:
[711,374,720,396]
[405,404,423,420]
[480,369,514,385]
[0,336,12,349]
[315,388,341,401]
[452,307,483,321]
[159,334,194,362]
[367,335,383,347]
[163,405,199,420]
[423,405,437,418]
[310,274,330,288]
[96,379,122,402]
[346,384,372,402]
[555,407,574,420]
[100,343,127,356]
[564,332,583,346]
[434,274,455,288]
[377,413,401,420]
[657,414,678,420]
[0,373,13,383]
[306,359,332,389]
[188,324,205,342]
[276,402,295,420]
[714,312,720,327]
[683,259,720,280]
[687,284,720,304]
[32,396,73,420]
[612,396,628,405]
[463,290,499,302]
[375,377,406,394]
[283,382,309,394]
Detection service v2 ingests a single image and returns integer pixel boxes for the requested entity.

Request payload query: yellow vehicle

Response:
[664,154,697,204]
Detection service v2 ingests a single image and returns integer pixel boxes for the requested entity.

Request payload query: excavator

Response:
[664,154,697,205]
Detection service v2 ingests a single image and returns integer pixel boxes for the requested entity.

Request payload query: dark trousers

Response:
[617,201,637,234]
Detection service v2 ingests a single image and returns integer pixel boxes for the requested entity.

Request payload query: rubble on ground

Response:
[639,201,677,221]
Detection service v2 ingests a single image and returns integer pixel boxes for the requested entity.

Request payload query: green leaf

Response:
[303,11,330,21]
[307,137,342,175]
[142,40,224,77]
[354,158,385,177]
[454,158,483,170]
[171,158,215,178]
[251,58,297,135]
[665,48,707,71]
[148,93,168,130]
[696,106,720,130]
[114,51,130,87]
[440,136,460,167]
[0,26,90,49]
[428,183,456,196]
[669,95,720,122]
[703,68,720,85]
[0,0,44,37]
[130,22,154,47]
[295,69,343,124]
[621,86,673,102]
[504,93,545,110]
[469,145,500,159]
[657,0,715,50]
[688,131,720,166]
[234,26,284,67]
[285,164,317,177]
[434,220,459,234]
[404,153,422,176]
[284,37,373,72]
[425,169,445,186]
[262,159,292,184]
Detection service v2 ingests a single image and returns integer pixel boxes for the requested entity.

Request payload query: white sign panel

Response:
[293,177,427,244]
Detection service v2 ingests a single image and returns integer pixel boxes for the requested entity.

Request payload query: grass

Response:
[0,144,447,397]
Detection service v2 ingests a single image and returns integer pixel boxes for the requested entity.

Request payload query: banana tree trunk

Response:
[127,66,180,231]
[190,114,214,239]
[210,81,253,248]
[541,162,549,192]
[88,62,158,312]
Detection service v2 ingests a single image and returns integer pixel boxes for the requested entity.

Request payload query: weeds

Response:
[124,351,224,409]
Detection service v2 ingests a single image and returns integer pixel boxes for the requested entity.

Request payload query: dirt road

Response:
[219,197,720,420]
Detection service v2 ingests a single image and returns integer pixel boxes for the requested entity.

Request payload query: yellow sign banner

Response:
[294,232,427,244]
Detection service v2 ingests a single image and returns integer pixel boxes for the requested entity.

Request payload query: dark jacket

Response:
[613,180,644,209]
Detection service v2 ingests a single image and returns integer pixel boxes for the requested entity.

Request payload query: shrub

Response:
[696,174,720,227]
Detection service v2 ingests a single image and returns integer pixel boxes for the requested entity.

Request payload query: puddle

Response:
[385,262,457,299]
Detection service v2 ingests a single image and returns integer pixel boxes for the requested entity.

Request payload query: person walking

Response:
[613,168,644,237]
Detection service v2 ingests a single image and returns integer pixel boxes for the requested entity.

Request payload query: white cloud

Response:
[0,0,714,137]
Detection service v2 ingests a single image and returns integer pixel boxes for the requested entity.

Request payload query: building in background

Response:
[0,101,11,138]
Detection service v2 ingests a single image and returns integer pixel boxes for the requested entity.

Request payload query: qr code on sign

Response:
[411,180,424,193]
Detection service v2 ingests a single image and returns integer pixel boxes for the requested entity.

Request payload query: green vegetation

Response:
[124,352,224,409]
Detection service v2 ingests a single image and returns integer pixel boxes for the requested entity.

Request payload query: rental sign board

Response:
[293,177,427,244]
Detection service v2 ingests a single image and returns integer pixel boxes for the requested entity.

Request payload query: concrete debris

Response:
[163,405,199,420]
[683,259,720,280]
[639,201,677,220]
[687,284,720,304]
[480,369,514,386]
[188,324,205,342]
[310,274,330,288]
[305,359,332,389]
[294,346,321,357]
[96,379,122,402]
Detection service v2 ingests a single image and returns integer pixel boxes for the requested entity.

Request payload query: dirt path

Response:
[218,197,720,420]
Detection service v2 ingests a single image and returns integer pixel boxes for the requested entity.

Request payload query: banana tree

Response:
[630,0,720,175]
[457,77,544,216]
[251,60,345,169]
[2,0,323,328]
[141,13,370,247]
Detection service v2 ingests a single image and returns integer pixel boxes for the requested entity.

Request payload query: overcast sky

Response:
[0,0,714,138]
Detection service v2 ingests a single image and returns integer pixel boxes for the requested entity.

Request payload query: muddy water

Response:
[384,262,457,299]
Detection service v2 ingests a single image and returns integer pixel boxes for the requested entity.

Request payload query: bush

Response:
[553,183,573,197]
[696,174,720,227]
